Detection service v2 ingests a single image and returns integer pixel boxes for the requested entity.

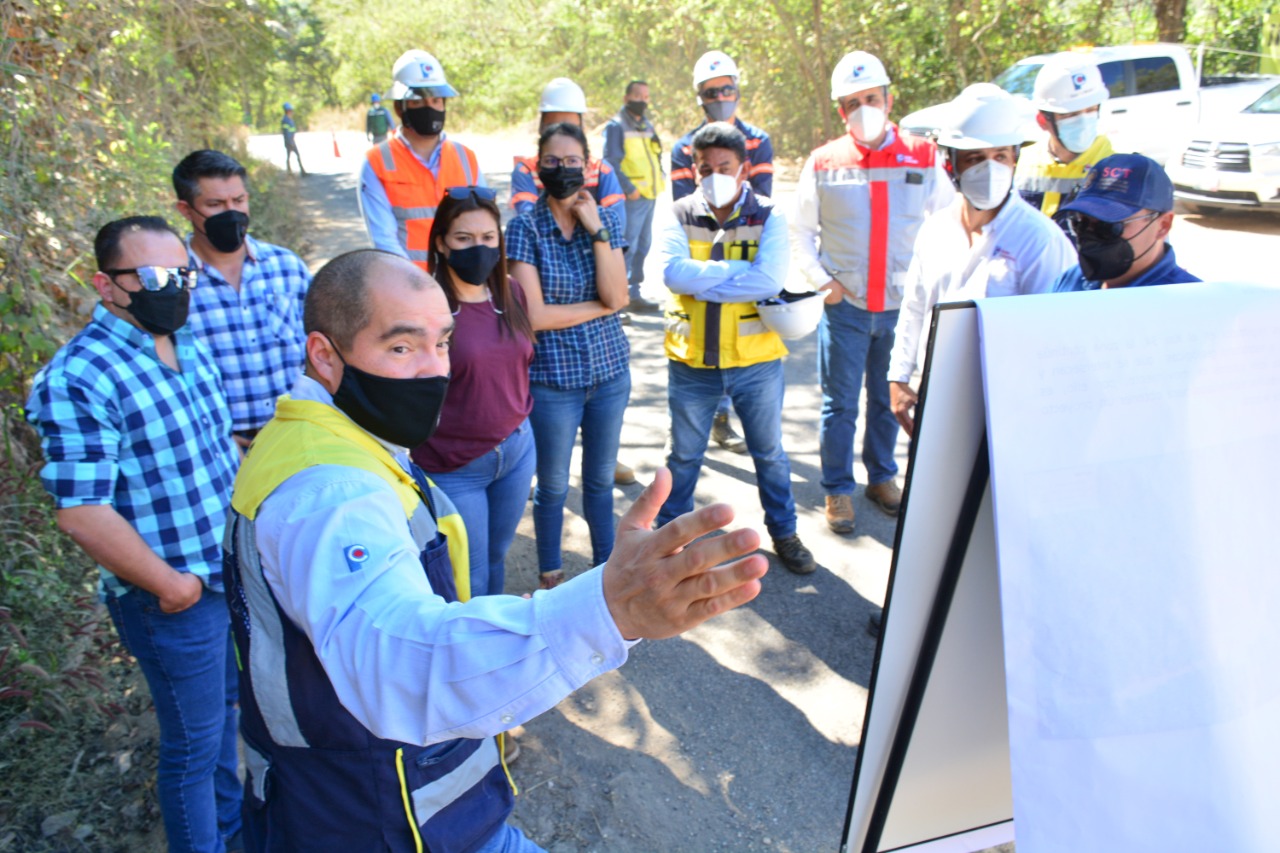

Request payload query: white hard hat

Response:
[831,51,891,99]
[390,49,458,100]
[693,51,740,90]
[1032,56,1109,113]
[933,89,1037,150]
[756,291,825,340]
[539,78,588,114]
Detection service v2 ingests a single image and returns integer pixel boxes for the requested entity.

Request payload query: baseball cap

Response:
[1059,153,1174,222]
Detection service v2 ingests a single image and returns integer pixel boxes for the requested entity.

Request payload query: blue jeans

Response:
[623,196,656,292]
[528,371,630,572]
[428,419,537,597]
[475,823,545,853]
[106,587,242,853]
[658,359,797,540]
[818,301,900,494]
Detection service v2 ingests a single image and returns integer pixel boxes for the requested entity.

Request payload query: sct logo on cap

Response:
[344,544,371,572]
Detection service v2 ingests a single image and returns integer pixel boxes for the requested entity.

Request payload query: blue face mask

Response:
[1056,112,1098,155]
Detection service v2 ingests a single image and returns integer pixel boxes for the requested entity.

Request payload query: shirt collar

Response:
[392,130,449,171]
[90,302,193,351]
[692,182,754,222]
[185,233,259,274]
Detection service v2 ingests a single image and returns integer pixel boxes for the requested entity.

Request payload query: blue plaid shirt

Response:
[505,201,630,389]
[185,234,310,432]
[25,305,239,598]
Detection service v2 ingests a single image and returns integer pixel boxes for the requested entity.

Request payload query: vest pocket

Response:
[399,737,510,853]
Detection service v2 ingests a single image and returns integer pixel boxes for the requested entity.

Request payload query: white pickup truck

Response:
[993,43,1278,165]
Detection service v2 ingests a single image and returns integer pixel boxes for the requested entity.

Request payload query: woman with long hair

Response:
[412,187,537,597]
[505,121,630,590]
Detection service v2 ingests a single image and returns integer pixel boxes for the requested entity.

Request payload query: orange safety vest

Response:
[367,135,479,270]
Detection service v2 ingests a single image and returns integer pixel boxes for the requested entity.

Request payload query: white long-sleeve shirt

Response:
[252,376,630,747]
[888,193,1076,383]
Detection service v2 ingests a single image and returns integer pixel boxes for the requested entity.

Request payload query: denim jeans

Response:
[623,196,656,292]
[428,419,537,597]
[528,371,630,572]
[106,587,242,853]
[818,300,901,495]
[475,822,545,853]
[658,359,797,540]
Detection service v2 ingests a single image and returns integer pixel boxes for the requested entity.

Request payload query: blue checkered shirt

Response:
[505,201,630,389]
[25,305,239,598]
[185,234,310,432]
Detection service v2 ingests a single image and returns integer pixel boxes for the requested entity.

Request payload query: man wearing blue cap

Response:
[366,93,394,145]
[281,103,305,175]
[1053,153,1199,291]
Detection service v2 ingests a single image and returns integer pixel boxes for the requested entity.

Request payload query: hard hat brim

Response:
[390,81,459,100]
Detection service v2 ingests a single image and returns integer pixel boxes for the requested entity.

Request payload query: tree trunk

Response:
[1154,0,1187,43]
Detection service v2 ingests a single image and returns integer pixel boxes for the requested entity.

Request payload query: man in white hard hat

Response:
[658,122,816,576]
[792,50,954,535]
[510,78,626,224]
[359,49,484,271]
[889,90,1075,437]
[1014,55,1114,226]
[671,50,775,454]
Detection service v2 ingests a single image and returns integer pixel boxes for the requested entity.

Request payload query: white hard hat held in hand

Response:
[756,291,825,340]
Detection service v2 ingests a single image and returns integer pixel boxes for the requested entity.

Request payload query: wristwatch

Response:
[591,227,611,244]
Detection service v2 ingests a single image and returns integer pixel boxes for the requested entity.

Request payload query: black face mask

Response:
[443,244,501,286]
[198,210,249,254]
[328,340,450,448]
[403,104,446,137]
[538,166,585,200]
[625,100,647,117]
[1075,216,1160,282]
[115,282,191,336]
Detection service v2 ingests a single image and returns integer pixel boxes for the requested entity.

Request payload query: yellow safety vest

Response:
[1015,135,1115,218]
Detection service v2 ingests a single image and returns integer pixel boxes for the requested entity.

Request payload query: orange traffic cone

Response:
[332,132,340,158]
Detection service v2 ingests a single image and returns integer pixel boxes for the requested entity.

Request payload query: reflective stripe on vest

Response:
[664,193,787,369]
[368,137,479,271]
[616,111,666,199]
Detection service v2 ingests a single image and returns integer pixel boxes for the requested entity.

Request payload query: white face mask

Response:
[958,158,1013,211]
[1055,111,1099,154]
[845,105,887,145]
[701,166,743,208]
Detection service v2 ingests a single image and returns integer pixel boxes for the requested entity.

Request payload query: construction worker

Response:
[281,102,305,175]
[671,50,774,454]
[602,80,665,311]
[792,50,954,535]
[1014,55,1114,229]
[366,93,394,145]
[359,49,484,270]
[889,89,1074,437]
[509,78,626,229]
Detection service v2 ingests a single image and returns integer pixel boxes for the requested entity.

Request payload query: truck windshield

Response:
[1244,84,1280,114]
[994,63,1042,97]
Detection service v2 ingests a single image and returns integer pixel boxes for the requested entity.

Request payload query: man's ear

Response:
[1155,210,1176,241]
[306,331,343,392]
[1035,112,1051,131]
[885,92,894,115]
[92,271,116,304]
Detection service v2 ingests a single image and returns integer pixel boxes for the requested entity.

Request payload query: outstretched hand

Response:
[602,468,768,640]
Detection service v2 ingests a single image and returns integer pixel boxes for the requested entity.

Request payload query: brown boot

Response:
[865,480,903,517]
[824,494,855,534]
[614,461,637,486]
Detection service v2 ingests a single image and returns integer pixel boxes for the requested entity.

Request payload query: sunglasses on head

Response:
[445,185,497,202]
[1063,211,1159,242]
[699,83,738,101]
[104,266,198,291]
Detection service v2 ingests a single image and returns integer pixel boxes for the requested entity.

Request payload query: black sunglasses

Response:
[698,83,738,101]
[445,185,497,202]
[104,266,198,291]
[1063,211,1158,242]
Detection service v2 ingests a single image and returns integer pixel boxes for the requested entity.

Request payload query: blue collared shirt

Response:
[25,305,239,597]
[185,234,311,433]
[1053,244,1201,292]
[505,200,630,389]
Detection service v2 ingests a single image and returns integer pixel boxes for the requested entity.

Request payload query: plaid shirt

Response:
[505,201,630,389]
[25,305,239,598]
[185,234,310,432]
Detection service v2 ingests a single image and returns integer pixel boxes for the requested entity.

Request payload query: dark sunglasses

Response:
[104,266,198,291]
[698,83,738,101]
[445,185,497,202]
[1063,211,1158,242]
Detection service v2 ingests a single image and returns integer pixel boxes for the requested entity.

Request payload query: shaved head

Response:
[305,249,438,350]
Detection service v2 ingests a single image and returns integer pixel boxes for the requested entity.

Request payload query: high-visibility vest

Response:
[367,135,479,270]
[613,111,666,200]
[664,190,787,370]
[1015,135,1114,218]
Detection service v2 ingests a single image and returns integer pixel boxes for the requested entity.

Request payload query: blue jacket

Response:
[1053,244,1200,292]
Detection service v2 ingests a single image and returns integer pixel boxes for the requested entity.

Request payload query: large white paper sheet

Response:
[975,283,1280,852]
